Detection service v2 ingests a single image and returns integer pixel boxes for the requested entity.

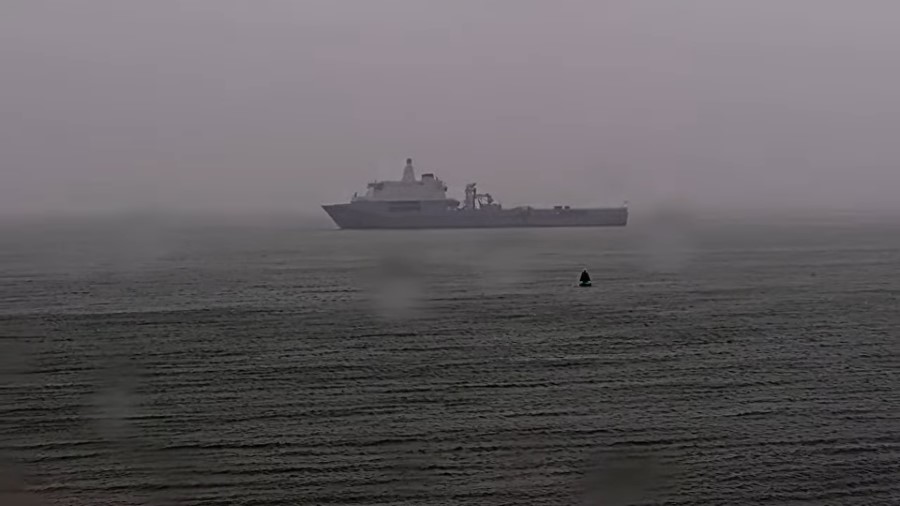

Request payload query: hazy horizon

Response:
[4,1,900,217]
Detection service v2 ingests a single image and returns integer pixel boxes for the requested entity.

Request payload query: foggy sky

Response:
[3,1,900,216]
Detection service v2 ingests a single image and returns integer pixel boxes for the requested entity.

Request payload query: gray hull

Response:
[322,202,628,230]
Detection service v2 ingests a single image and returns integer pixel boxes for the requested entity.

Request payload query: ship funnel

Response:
[464,182,477,210]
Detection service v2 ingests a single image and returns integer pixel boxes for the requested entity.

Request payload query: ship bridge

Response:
[353,158,451,202]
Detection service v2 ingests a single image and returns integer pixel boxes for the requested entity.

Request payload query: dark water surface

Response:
[1,214,899,505]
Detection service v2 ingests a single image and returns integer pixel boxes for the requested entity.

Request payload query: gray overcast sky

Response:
[2,1,900,215]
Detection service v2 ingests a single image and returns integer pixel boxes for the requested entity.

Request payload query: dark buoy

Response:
[579,269,592,287]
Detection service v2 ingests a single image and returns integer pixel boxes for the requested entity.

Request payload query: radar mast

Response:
[401,158,416,183]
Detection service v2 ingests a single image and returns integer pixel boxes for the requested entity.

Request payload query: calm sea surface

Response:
[1,214,899,505]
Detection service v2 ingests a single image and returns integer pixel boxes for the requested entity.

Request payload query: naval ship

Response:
[322,158,628,229]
